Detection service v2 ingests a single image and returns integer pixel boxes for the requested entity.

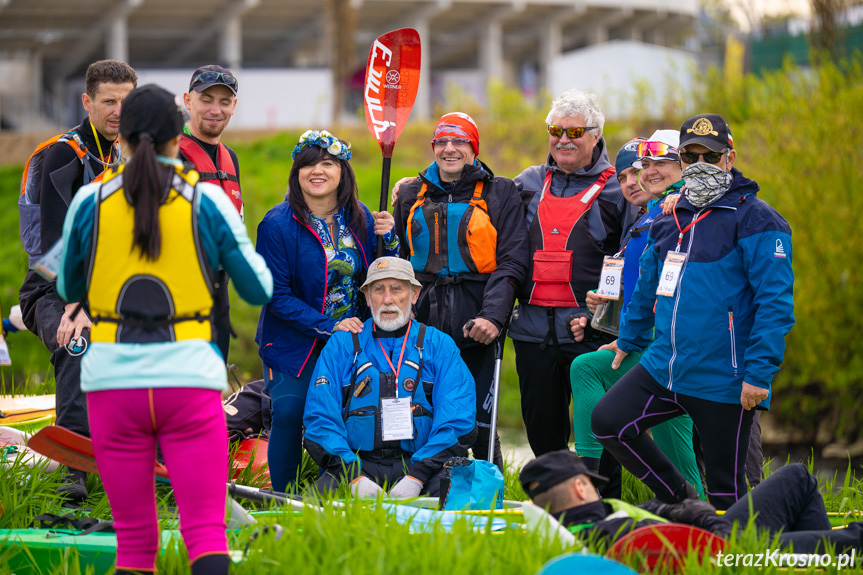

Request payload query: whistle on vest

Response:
[354,376,372,398]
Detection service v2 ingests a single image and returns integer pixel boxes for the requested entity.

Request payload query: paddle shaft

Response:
[376,156,392,258]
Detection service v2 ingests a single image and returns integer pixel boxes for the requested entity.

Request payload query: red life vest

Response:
[528,167,616,307]
[179,135,243,218]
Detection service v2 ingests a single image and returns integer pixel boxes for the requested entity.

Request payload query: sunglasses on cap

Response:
[191,71,238,90]
[680,150,727,164]
[547,125,595,139]
[637,141,676,159]
[431,137,472,148]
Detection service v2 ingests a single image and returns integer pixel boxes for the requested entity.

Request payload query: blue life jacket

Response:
[341,324,435,453]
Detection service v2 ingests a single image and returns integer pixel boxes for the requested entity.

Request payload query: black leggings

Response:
[592,363,754,510]
[724,463,863,554]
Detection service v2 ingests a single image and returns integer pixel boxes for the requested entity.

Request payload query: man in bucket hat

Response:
[303,257,477,498]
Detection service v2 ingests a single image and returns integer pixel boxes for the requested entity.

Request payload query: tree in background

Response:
[810,0,848,61]
[326,0,356,123]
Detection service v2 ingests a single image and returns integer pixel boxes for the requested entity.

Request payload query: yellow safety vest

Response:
[86,163,215,344]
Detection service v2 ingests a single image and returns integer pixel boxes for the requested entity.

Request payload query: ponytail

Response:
[124,133,163,260]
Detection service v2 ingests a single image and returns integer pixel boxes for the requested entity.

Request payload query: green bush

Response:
[692,56,863,442]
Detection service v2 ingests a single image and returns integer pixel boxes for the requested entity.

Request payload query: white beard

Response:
[373,305,409,331]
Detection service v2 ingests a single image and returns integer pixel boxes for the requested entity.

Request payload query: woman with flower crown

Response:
[255,130,399,491]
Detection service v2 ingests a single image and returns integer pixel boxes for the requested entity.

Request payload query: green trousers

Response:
[570,349,704,498]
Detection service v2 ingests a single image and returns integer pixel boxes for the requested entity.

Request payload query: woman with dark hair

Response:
[57,84,272,575]
[256,129,398,492]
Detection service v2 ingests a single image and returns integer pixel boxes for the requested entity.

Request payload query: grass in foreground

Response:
[1,451,862,575]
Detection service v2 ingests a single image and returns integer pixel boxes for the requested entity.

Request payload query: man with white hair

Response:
[303,257,477,497]
[509,90,627,472]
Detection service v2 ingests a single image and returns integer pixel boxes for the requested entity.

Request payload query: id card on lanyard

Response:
[381,398,413,441]
[656,208,712,298]
[378,323,414,441]
[597,255,624,299]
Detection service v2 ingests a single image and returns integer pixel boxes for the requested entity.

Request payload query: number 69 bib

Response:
[656,252,686,297]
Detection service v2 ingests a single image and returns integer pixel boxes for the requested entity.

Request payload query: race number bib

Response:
[656,252,687,297]
[381,397,414,441]
[596,256,624,300]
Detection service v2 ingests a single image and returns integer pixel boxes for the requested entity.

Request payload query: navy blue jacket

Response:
[255,200,388,376]
[618,169,794,408]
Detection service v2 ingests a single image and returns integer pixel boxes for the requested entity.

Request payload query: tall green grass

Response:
[2,455,861,574]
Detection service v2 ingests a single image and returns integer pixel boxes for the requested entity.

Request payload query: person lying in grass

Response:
[519,449,863,555]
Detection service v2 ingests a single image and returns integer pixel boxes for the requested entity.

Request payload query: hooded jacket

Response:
[509,138,627,343]
[617,168,794,408]
[394,161,528,346]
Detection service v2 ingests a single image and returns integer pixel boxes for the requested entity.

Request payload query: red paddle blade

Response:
[363,28,421,158]
[27,425,170,479]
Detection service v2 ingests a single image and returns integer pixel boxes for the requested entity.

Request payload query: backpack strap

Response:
[406,183,428,257]
[343,331,363,421]
[410,323,430,406]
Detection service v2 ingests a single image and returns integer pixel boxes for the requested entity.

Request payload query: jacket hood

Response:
[545,137,614,178]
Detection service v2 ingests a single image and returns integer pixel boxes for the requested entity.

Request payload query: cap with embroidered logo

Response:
[679,113,734,152]
[361,257,422,291]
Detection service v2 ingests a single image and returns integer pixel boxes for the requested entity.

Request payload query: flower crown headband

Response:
[291,130,352,161]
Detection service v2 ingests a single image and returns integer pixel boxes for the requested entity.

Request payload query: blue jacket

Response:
[617,169,794,408]
[255,200,394,376]
[303,319,476,483]
[619,184,682,317]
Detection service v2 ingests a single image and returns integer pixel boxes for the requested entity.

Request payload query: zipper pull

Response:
[448,193,452,203]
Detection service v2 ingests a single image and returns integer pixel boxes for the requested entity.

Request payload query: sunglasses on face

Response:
[547,125,595,139]
[191,71,238,89]
[637,141,676,158]
[431,137,472,149]
[680,150,726,164]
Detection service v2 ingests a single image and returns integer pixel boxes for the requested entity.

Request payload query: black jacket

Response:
[394,161,528,347]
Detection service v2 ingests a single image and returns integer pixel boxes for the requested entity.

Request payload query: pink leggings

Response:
[88,388,229,571]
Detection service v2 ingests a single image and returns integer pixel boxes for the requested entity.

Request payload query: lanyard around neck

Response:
[377,321,412,392]
[89,121,113,165]
[673,208,712,249]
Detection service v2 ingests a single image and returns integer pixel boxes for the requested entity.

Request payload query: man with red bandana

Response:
[393,112,528,470]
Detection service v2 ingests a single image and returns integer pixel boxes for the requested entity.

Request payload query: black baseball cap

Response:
[189,64,238,95]
[519,450,608,498]
[679,113,734,152]
[119,84,184,147]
